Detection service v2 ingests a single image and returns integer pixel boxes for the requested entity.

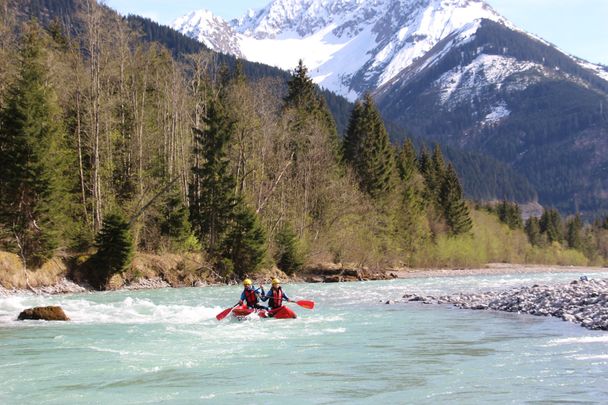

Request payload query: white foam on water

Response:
[302,315,344,323]
[0,295,39,323]
[546,336,608,346]
[200,394,216,400]
[88,346,131,356]
[323,327,346,333]
[573,355,608,361]
[0,362,26,368]
[60,297,221,325]
[128,365,162,374]
[0,294,223,326]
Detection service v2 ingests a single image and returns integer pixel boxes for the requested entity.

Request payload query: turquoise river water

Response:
[1,271,608,404]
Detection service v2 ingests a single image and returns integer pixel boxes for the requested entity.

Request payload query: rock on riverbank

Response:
[298,263,397,283]
[400,278,608,331]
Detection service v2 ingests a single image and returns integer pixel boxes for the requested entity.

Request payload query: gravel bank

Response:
[394,264,608,279]
[0,278,86,296]
[400,278,608,331]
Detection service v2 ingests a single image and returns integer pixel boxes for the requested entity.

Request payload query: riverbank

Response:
[399,277,608,331]
[393,263,607,279]
[2,247,606,296]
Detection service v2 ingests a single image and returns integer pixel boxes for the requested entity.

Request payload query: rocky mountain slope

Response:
[376,19,608,214]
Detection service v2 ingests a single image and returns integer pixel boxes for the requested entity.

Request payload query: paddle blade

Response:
[296,300,315,310]
[216,307,233,321]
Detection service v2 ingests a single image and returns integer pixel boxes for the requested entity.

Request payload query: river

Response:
[1,271,608,404]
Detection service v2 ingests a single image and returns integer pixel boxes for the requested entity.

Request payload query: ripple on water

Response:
[546,335,608,345]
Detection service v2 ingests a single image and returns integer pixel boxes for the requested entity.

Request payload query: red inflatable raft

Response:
[231,305,297,320]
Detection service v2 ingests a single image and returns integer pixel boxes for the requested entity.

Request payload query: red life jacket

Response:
[269,287,283,309]
[244,288,258,307]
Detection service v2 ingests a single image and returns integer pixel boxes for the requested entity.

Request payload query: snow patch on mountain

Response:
[376,20,484,96]
[172,0,508,99]
[577,60,608,82]
[484,103,510,125]
[374,0,507,87]
[435,54,543,106]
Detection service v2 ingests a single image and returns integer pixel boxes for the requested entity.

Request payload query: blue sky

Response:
[104,0,608,65]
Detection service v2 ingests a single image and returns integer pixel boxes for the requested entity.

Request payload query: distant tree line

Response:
[484,201,608,262]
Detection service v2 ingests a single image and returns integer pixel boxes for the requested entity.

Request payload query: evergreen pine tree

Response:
[275,223,304,275]
[439,164,472,236]
[221,202,266,279]
[283,59,338,149]
[540,209,563,244]
[284,60,318,111]
[189,99,238,254]
[496,201,523,229]
[0,24,71,267]
[343,100,364,164]
[343,93,395,199]
[88,212,134,289]
[418,145,440,203]
[431,144,447,181]
[421,144,449,209]
[525,217,544,246]
[566,214,584,251]
[160,189,194,251]
[394,138,428,250]
[396,139,418,183]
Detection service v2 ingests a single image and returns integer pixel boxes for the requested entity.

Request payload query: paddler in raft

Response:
[238,278,267,310]
[261,278,292,316]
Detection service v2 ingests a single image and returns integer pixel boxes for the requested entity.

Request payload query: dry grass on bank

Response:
[0,251,67,289]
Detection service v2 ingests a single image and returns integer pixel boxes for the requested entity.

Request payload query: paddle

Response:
[293,300,315,310]
[216,303,238,321]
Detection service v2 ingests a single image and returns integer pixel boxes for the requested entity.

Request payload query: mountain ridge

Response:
[172,0,510,100]
[172,0,607,100]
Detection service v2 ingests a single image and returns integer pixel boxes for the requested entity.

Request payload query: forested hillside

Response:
[11,0,540,205]
[1,0,607,290]
[377,19,608,215]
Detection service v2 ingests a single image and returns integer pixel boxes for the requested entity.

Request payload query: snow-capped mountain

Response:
[171,10,242,57]
[172,0,512,100]
[173,0,607,101]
